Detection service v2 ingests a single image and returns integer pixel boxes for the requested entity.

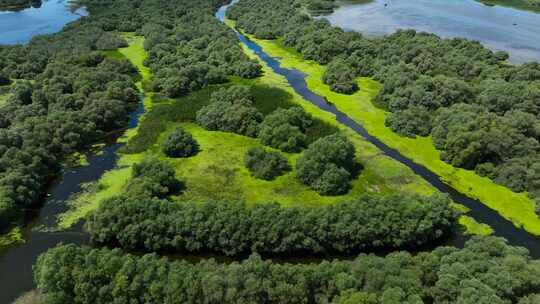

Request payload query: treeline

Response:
[86,191,456,256]
[0,0,261,232]
[35,237,540,303]
[227,0,540,209]
[0,28,138,230]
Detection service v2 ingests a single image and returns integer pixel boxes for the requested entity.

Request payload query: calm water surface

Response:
[323,0,540,63]
[0,0,87,44]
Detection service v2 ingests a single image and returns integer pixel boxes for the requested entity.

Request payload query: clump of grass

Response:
[12,290,43,304]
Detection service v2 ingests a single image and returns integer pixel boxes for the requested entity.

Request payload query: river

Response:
[0,1,539,302]
[322,0,540,63]
[216,0,540,254]
[0,0,87,44]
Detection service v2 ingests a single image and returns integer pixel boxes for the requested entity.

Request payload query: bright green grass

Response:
[459,216,494,236]
[231,25,540,235]
[0,226,24,248]
[0,91,10,107]
[58,34,437,228]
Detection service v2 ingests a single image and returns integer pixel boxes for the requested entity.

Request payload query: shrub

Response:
[322,57,358,94]
[127,158,181,198]
[196,86,263,137]
[259,107,312,152]
[244,147,290,180]
[161,126,199,158]
[385,106,432,137]
[296,133,356,195]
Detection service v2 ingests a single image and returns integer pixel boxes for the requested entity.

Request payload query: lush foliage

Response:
[227,0,540,207]
[322,57,358,94]
[296,133,356,195]
[126,158,182,199]
[162,126,199,158]
[258,106,312,152]
[86,192,456,255]
[196,85,263,137]
[0,38,139,230]
[35,237,540,304]
[244,147,290,180]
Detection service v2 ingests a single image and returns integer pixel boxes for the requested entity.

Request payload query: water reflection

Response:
[0,0,87,45]
[323,0,540,63]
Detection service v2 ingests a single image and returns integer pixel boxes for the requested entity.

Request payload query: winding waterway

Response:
[1,1,540,302]
[216,1,540,256]
[323,0,540,63]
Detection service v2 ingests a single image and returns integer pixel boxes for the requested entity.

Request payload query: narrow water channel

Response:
[215,2,540,257]
[0,2,539,303]
[0,101,144,303]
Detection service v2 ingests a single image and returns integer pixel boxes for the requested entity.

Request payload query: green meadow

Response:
[58,34,441,228]
[231,25,540,236]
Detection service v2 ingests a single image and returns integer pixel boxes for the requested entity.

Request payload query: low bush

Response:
[259,107,312,152]
[161,127,199,158]
[322,57,358,94]
[196,86,263,137]
[126,158,182,198]
[244,147,290,180]
[296,133,356,195]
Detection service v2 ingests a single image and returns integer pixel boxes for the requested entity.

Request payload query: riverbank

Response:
[58,32,443,229]
[222,18,540,236]
[58,33,152,229]
[478,0,540,13]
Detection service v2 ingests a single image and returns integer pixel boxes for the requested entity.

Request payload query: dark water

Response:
[322,0,540,63]
[0,0,87,44]
[0,1,538,302]
[0,98,144,303]
[217,2,540,256]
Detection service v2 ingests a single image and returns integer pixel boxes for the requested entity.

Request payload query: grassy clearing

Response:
[233,27,540,235]
[459,216,494,236]
[58,34,437,228]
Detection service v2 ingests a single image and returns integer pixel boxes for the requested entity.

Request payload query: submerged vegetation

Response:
[3,0,540,302]
[227,0,540,235]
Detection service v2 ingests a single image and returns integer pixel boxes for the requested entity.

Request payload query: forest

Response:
[34,237,540,304]
[227,0,540,211]
[2,0,540,302]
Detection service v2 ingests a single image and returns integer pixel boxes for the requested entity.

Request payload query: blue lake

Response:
[0,0,87,44]
[323,0,540,63]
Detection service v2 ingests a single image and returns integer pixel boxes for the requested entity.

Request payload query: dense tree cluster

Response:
[134,2,261,97]
[86,193,456,255]
[125,158,182,199]
[259,106,313,152]
[35,237,540,304]
[227,0,540,206]
[196,85,263,137]
[162,126,199,158]
[0,44,139,231]
[0,0,265,231]
[244,147,290,180]
[322,57,358,94]
[296,133,356,195]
